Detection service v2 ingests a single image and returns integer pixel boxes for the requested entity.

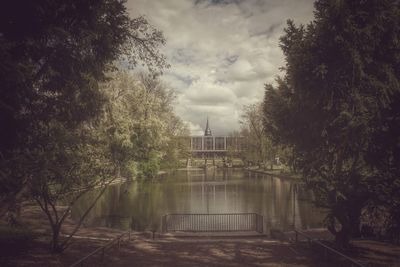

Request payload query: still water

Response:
[72,169,325,232]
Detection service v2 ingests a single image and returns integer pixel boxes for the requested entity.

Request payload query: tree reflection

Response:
[71,170,325,232]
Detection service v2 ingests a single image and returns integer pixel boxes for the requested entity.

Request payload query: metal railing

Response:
[162,213,263,233]
[69,231,132,267]
[294,229,364,267]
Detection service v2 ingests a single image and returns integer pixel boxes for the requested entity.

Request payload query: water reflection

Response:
[71,169,325,232]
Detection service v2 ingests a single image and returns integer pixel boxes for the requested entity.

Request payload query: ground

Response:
[88,238,328,267]
[0,203,399,266]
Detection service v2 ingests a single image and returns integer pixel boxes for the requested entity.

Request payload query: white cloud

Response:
[185,78,237,105]
[127,0,314,135]
[187,121,204,136]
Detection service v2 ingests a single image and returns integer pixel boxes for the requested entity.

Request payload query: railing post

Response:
[101,247,105,262]
[162,215,166,232]
[295,231,298,243]
[261,215,264,233]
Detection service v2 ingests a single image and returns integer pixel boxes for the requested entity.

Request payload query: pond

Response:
[71,169,326,232]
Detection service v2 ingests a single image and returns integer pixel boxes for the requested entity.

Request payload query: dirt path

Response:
[83,237,327,267]
[2,204,399,267]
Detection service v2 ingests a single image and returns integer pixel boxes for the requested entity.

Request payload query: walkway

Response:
[84,236,335,267]
[14,204,400,267]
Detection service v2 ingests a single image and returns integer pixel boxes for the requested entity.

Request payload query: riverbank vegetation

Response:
[100,71,189,179]
[262,0,400,248]
[0,0,189,252]
[239,102,296,176]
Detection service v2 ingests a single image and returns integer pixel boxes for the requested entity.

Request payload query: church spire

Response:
[204,117,212,136]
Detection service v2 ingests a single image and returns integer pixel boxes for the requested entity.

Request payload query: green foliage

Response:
[27,120,117,252]
[100,71,189,178]
[264,0,400,247]
[161,125,191,170]
[138,150,161,179]
[0,0,168,199]
[160,139,183,170]
[0,0,168,252]
[122,160,138,180]
[240,102,280,168]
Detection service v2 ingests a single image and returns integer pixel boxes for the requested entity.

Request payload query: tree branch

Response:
[59,177,117,249]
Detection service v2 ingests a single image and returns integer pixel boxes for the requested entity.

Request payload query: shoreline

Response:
[244,167,301,180]
[162,166,302,182]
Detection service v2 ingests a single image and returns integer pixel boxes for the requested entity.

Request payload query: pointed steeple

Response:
[204,117,212,136]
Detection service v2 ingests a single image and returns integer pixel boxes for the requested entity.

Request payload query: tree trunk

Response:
[51,224,63,253]
[327,211,351,248]
[336,226,351,248]
[327,205,362,248]
[349,208,361,238]
[116,165,121,178]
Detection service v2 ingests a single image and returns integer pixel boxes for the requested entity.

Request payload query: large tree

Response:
[100,71,189,178]
[0,0,167,214]
[264,0,400,247]
[0,0,168,251]
[29,121,116,252]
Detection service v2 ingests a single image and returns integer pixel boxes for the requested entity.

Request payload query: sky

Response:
[127,0,315,135]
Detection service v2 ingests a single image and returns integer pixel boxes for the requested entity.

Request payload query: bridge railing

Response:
[162,213,263,233]
[294,229,365,267]
[69,231,132,267]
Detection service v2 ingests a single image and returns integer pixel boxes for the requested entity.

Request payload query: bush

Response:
[122,160,138,180]
[138,151,160,179]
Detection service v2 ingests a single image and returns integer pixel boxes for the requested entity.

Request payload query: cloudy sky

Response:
[127,0,315,135]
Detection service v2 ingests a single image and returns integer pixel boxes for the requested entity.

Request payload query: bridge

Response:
[183,118,244,159]
[188,135,243,157]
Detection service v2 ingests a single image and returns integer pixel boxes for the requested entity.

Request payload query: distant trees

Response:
[161,115,191,170]
[240,103,265,166]
[0,0,169,252]
[240,102,280,169]
[263,0,400,247]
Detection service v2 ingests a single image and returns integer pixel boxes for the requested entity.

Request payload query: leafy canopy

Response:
[264,0,400,246]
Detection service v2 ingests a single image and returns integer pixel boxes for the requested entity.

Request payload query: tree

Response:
[0,0,168,252]
[100,71,187,178]
[240,102,278,169]
[0,0,166,208]
[240,103,265,166]
[161,115,191,170]
[29,122,116,252]
[264,0,400,247]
